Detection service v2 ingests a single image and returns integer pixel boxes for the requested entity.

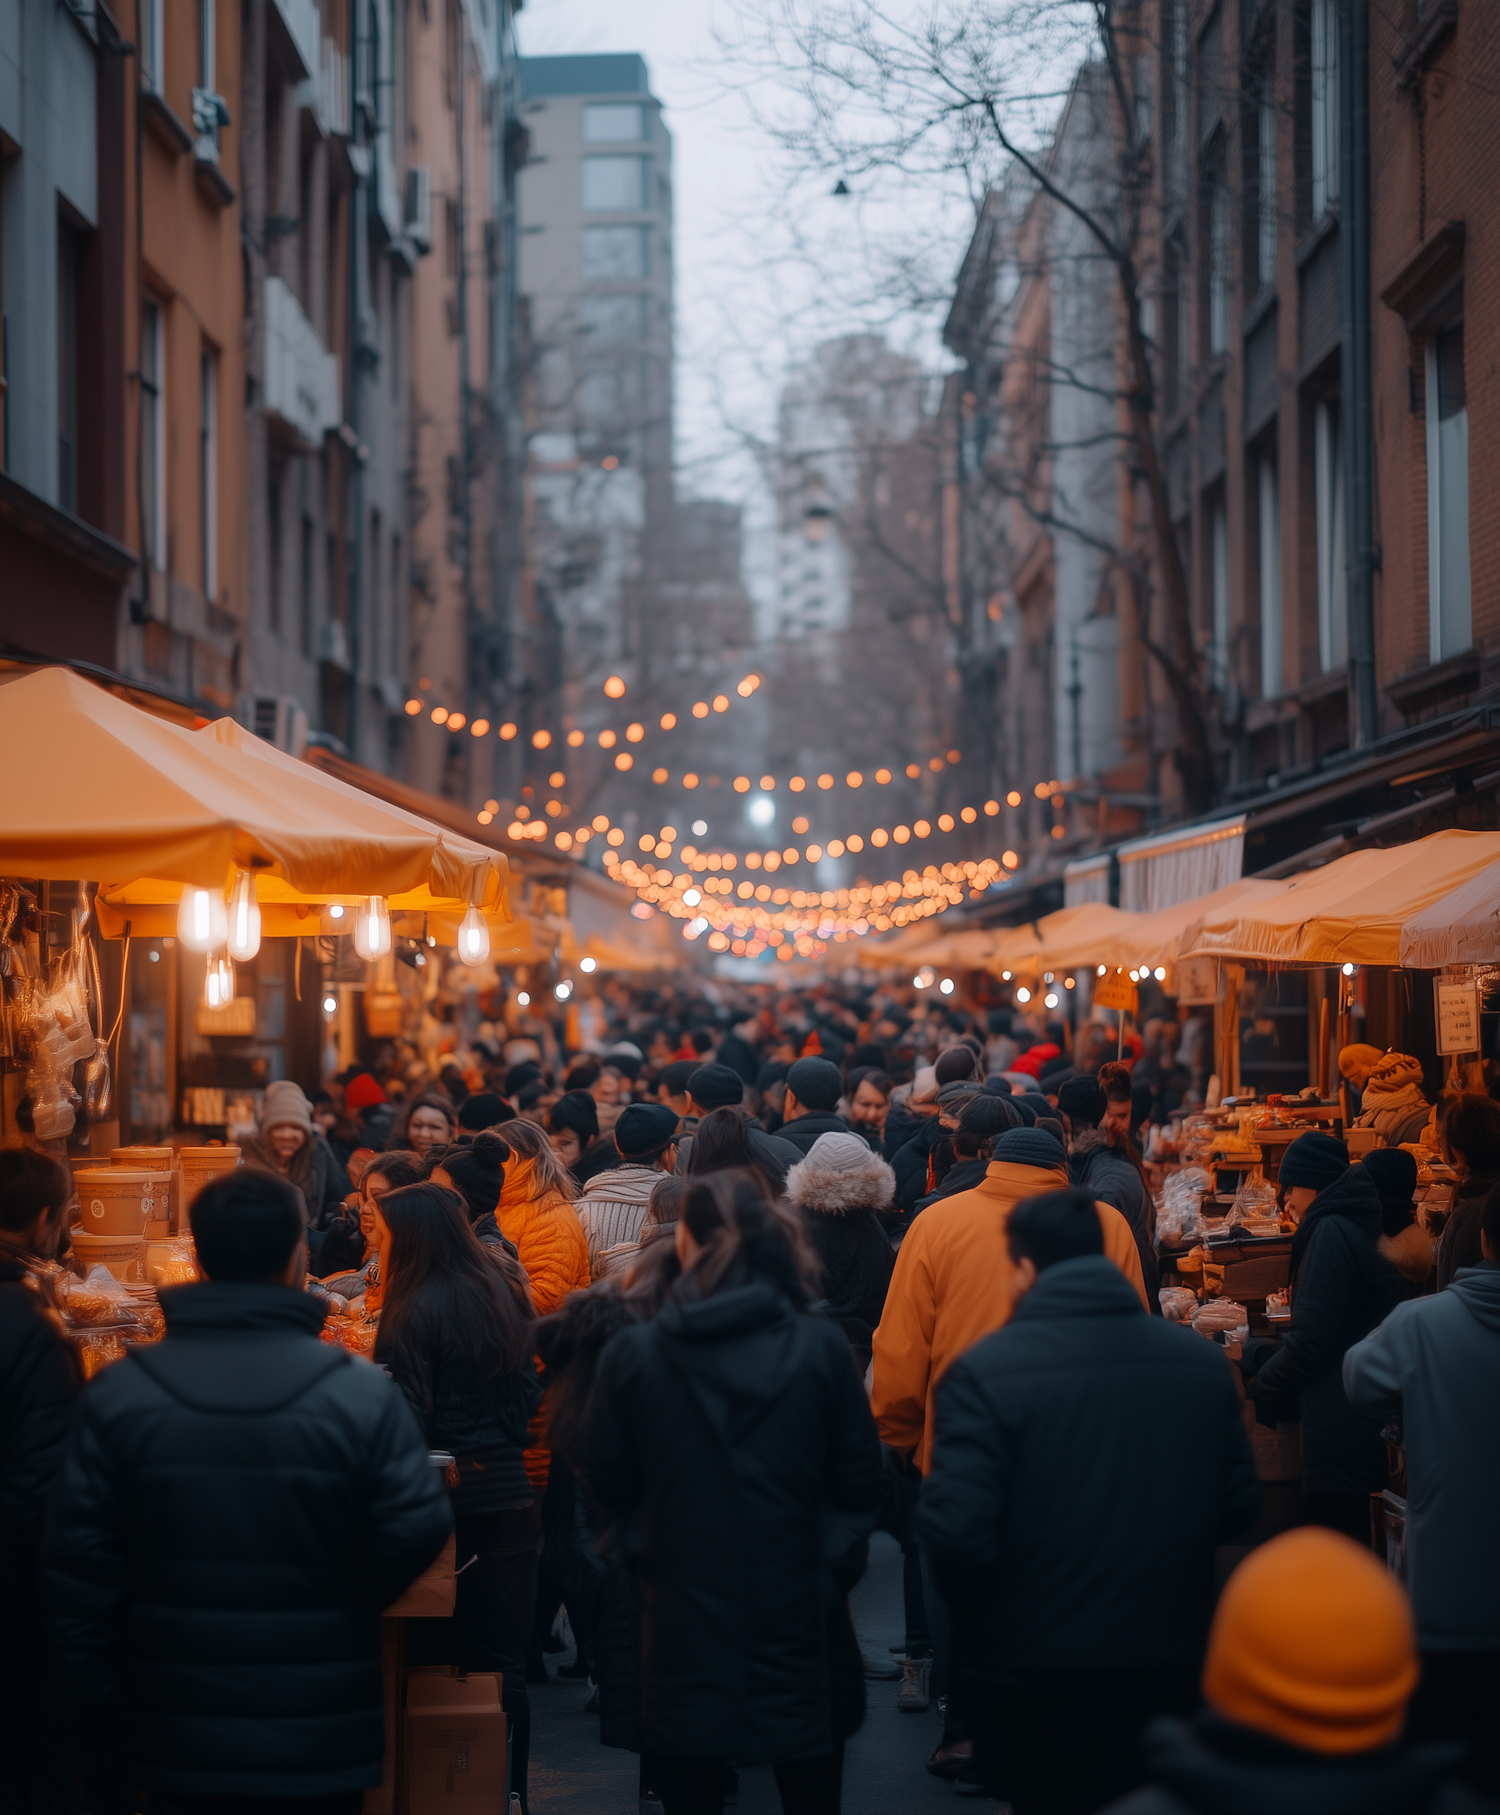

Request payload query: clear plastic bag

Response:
[1159,1286,1199,1323]
[1229,1175,1280,1228]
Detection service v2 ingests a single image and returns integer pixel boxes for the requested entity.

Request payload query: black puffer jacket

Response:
[1243,1164,1403,1496]
[583,1280,882,1762]
[44,1283,451,1801]
[919,1257,1259,1683]
[778,1109,872,1157]
[0,1260,78,1601]
[377,1286,540,1514]
[889,1119,948,1217]
[1069,1129,1160,1311]
[784,1141,897,1351]
[1103,1712,1492,1815]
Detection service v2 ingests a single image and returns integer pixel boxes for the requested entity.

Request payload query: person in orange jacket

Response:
[871,1125,1148,1773]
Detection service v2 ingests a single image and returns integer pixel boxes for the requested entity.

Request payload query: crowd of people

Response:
[2,974,1499,1815]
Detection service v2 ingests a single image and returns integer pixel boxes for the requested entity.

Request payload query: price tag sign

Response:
[1093,972,1139,1015]
[1434,979,1480,1055]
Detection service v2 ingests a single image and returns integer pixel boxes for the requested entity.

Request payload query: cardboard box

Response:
[385,1532,456,1619]
[363,1619,404,1815]
[405,1673,505,1813]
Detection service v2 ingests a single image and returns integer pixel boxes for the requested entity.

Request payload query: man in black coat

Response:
[1239,1133,1403,1539]
[45,1167,452,1815]
[778,1056,871,1155]
[1057,1074,1160,1308]
[919,1188,1260,1815]
[674,1062,802,1187]
[0,1149,80,1813]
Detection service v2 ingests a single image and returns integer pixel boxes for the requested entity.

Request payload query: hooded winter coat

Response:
[1069,1127,1160,1310]
[871,1159,1149,1473]
[42,1283,451,1801]
[582,1280,882,1763]
[918,1257,1259,1682]
[1242,1164,1403,1496]
[574,1165,664,1278]
[784,1143,896,1352]
[777,1108,871,1157]
[1344,1262,1500,1650]
[1101,1713,1491,1815]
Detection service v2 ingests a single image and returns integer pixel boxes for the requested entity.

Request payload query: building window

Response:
[1207,172,1230,355]
[1310,0,1340,221]
[583,103,645,142]
[1257,94,1277,288]
[58,223,78,513]
[582,225,649,281]
[141,0,164,94]
[579,293,646,341]
[1426,324,1471,662]
[200,350,218,601]
[1314,398,1346,672]
[1258,451,1281,697]
[140,299,165,569]
[1210,497,1229,690]
[582,156,646,212]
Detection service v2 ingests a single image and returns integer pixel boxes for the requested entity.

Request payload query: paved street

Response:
[530,1532,967,1812]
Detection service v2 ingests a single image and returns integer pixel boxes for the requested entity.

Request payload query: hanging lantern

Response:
[456,905,490,967]
[177,887,228,953]
[352,895,392,961]
[226,871,262,962]
[203,953,236,1010]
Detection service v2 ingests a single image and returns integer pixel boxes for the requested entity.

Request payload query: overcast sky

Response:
[514,0,977,553]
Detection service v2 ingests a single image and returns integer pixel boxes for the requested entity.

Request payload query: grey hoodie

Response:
[1343,1263,1500,1649]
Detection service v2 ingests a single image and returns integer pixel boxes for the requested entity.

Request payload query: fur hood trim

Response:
[1070,1127,1115,1159]
[785,1148,896,1215]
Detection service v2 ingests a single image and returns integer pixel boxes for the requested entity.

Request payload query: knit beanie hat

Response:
[755,1060,788,1092]
[1203,1528,1417,1754]
[1056,1075,1108,1128]
[937,1081,979,1110]
[803,1131,880,1175]
[458,1091,510,1132]
[261,1079,313,1134]
[1278,1132,1350,1192]
[1009,1096,1040,1127]
[785,1057,843,1112]
[687,1063,745,1110]
[344,1072,387,1113]
[1359,1146,1418,1214]
[993,1128,1067,1171]
[1365,1052,1424,1093]
[1337,1043,1383,1081]
[934,1046,980,1086]
[615,1102,681,1160]
[440,1130,510,1223]
[1011,1043,1060,1079]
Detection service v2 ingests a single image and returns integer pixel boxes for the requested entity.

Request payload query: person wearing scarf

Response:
[1354,1053,1431,1147]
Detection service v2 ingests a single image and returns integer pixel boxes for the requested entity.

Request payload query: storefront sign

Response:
[1434,979,1480,1054]
[1174,957,1221,1005]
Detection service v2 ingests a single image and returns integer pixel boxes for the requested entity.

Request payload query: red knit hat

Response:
[344,1073,387,1112]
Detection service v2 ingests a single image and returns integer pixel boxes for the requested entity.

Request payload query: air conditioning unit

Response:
[239,694,309,758]
[405,165,432,254]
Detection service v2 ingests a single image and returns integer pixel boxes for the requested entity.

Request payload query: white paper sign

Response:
[1435,980,1480,1055]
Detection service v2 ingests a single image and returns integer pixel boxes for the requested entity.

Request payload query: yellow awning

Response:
[1183,829,1500,967]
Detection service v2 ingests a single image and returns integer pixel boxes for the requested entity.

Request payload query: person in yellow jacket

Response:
[872,1125,1149,1764]
[873,1126,1148,1474]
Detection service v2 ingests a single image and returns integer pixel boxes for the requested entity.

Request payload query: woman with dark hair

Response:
[375,1182,541,1812]
[0,1148,78,1811]
[583,1170,883,1815]
[388,1091,458,1161]
[684,1104,777,1199]
[1437,1093,1500,1288]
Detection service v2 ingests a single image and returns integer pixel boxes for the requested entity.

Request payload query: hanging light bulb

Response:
[226,871,261,962]
[177,886,228,953]
[456,904,490,967]
[203,953,235,1010]
[352,896,392,961]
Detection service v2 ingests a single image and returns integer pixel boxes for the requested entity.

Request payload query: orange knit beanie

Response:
[1203,1528,1418,1755]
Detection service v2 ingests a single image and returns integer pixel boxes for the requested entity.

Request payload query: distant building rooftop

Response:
[519,54,651,100]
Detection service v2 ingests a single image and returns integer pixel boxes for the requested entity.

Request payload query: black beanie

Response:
[439,1130,509,1223]
[1360,1146,1418,1213]
[1009,1096,1040,1126]
[993,1128,1068,1170]
[1279,1132,1350,1192]
[785,1057,843,1113]
[614,1102,681,1160]
[1056,1076,1108,1128]
[458,1091,510,1132]
[688,1063,745,1110]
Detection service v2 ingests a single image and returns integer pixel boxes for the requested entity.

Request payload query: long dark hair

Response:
[686,1105,775,1197]
[675,1170,818,1309]
[374,1182,531,1375]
